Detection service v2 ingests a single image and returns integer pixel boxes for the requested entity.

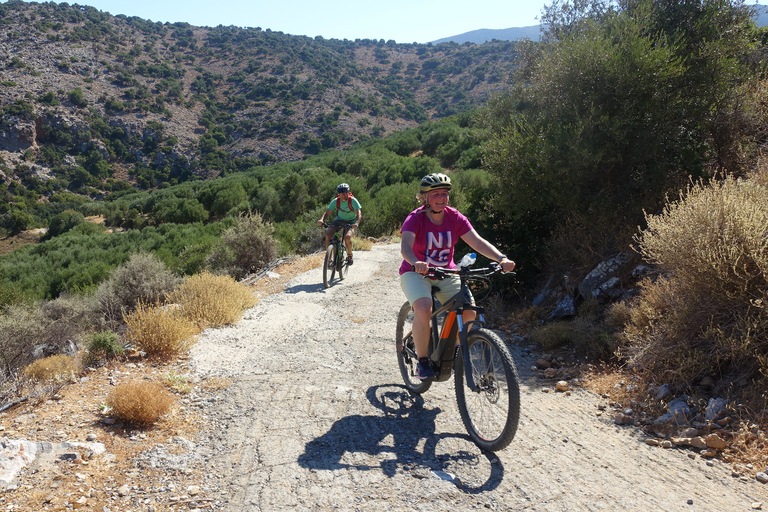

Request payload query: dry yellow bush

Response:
[625,171,768,391]
[123,301,198,359]
[167,272,257,328]
[23,354,78,382]
[351,235,374,251]
[106,381,175,426]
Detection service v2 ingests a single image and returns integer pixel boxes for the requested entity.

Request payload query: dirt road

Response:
[190,243,765,511]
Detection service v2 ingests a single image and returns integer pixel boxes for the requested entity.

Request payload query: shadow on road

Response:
[297,384,504,493]
[282,282,329,294]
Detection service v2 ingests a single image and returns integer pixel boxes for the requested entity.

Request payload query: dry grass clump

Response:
[123,301,199,359]
[23,354,78,382]
[167,272,258,328]
[351,235,374,251]
[106,381,175,426]
[619,172,768,395]
[724,414,768,470]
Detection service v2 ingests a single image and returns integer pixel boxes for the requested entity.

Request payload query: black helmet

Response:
[419,173,451,193]
[337,183,350,193]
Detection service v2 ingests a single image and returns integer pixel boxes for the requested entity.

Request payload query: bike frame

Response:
[419,266,500,391]
[325,223,352,264]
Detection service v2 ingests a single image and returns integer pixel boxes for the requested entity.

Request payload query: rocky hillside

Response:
[0,1,519,190]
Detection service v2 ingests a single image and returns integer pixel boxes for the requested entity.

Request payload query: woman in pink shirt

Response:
[399,173,516,379]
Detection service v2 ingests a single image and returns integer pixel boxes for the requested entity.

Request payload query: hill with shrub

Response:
[2,0,768,437]
[0,0,517,214]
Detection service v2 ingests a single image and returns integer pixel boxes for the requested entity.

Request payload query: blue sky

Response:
[36,0,549,44]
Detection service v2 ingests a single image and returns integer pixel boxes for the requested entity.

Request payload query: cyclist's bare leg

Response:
[324,225,336,250]
[344,228,354,259]
[411,297,432,358]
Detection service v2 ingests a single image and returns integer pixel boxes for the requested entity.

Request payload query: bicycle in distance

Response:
[395,257,521,451]
[321,222,352,288]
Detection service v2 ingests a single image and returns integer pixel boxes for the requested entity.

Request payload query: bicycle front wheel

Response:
[323,244,336,288]
[395,301,432,394]
[454,328,520,451]
[337,245,348,280]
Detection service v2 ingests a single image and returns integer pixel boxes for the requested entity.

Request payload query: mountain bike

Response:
[395,262,520,451]
[321,222,352,288]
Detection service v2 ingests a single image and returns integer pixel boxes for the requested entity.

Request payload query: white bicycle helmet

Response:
[419,173,451,193]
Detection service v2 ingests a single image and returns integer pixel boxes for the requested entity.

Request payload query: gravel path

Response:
[189,243,765,512]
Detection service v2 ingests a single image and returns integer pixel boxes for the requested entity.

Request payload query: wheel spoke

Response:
[455,329,520,451]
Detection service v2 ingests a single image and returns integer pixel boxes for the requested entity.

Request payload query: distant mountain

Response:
[431,25,542,45]
[756,3,768,26]
[433,4,768,45]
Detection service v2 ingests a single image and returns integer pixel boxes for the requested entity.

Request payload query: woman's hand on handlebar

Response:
[500,259,516,273]
[412,261,429,275]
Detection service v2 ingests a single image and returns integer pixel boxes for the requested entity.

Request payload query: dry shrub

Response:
[168,272,257,328]
[351,235,374,251]
[623,172,768,390]
[123,301,198,359]
[530,318,615,360]
[0,295,93,381]
[205,211,279,280]
[106,381,175,426]
[94,252,182,328]
[23,354,78,382]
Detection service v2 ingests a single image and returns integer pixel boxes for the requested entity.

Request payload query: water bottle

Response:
[458,253,476,269]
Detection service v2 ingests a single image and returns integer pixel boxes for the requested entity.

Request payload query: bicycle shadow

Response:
[282,282,328,294]
[297,384,504,493]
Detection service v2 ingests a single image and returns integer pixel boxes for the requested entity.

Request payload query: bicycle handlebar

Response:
[411,262,511,279]
[321,222,354,229]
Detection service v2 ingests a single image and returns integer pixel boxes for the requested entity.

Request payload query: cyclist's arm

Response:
[352,208,361,227]
[461,229,516,271]
[401,231,429,274]
[318,206,333,225]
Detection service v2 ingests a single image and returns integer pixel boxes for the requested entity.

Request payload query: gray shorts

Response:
[399,271,474,306]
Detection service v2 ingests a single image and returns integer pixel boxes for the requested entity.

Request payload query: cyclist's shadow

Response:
[297,384,504,493]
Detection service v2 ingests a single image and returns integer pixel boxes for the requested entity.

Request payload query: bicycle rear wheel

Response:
[454,328,520,451]
[323,244,337,288]
[395,301,432,394]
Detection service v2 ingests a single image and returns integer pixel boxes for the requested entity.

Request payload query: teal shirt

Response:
[327,196,361,222]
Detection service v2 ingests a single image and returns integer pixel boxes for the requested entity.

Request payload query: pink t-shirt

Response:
[399,206,473,275]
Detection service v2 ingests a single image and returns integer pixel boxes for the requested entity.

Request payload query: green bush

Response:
[84,330,124,365]
[620,172,768,389]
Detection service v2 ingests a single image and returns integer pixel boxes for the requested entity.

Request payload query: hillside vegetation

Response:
[2,0,768,426]
[0,0,516,207]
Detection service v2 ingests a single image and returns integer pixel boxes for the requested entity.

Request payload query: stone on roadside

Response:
[705,434,728,450]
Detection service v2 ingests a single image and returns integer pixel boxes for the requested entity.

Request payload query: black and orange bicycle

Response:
[395,262,520,451]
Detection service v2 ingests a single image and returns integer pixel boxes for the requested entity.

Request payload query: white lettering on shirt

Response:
[426,231,452,266]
